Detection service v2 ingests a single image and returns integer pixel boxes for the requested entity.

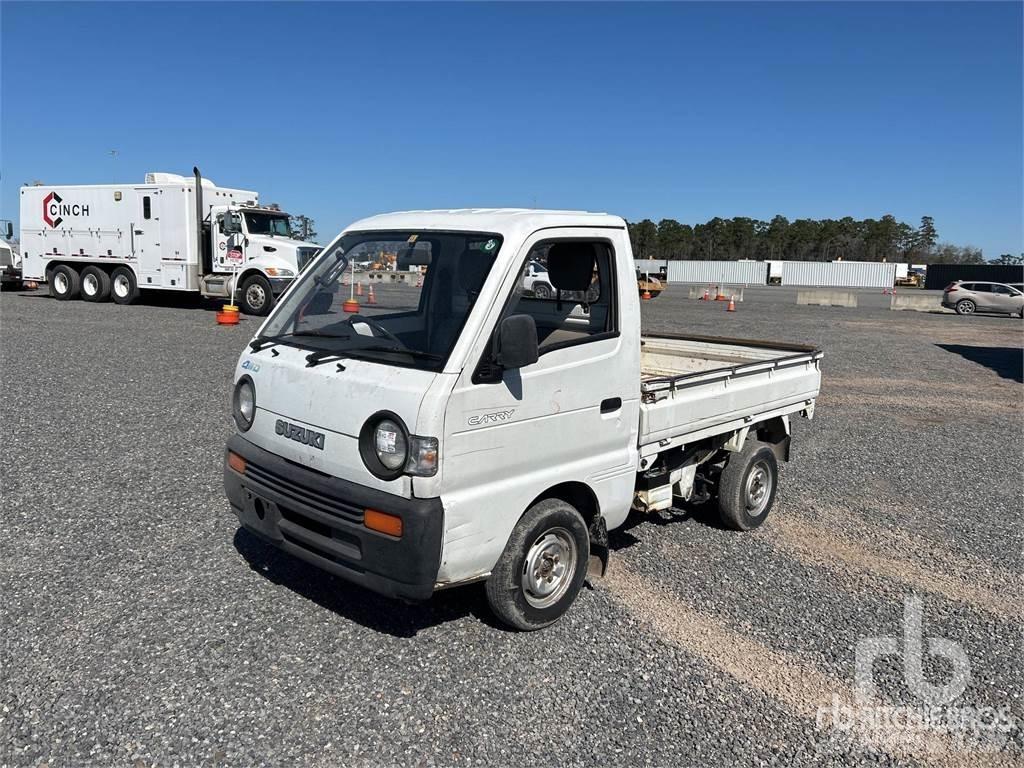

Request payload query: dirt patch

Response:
[766,514,1023,623]
[604,563,984,765]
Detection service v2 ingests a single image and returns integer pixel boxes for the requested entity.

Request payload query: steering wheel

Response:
[347,314,405,347]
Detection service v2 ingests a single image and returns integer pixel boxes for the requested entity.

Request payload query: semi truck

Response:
[0,221,20,288]
[19,169,320,315]
[223,209,823,630]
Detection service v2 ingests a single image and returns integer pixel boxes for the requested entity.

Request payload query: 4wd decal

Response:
[42,192,89,229]
[467,409,515,426]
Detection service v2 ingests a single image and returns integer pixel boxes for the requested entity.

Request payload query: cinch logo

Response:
[42,191,89,228]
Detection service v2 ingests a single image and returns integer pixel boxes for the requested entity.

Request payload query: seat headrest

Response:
[547,242,595,292]
[457,248,492,294]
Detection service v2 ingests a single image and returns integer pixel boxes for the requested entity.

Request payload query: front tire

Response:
[80,266,111,302]
[531,282,553,300]
[110,266,139,305]
[955,299,976,315]
[485,498,590,630]
[718,441,779,531]
[49,265,80,300]
[239,274,274,316]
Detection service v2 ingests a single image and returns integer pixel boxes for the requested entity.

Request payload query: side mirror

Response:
[220,212,241,235]
[496,314,539,370]
[4,223,12,239]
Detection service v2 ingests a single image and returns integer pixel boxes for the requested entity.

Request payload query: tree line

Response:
[627,215,993,265]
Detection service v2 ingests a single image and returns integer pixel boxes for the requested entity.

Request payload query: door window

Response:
[509,240,616,351]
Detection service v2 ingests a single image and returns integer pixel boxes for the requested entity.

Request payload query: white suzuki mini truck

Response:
[224,210,822,629]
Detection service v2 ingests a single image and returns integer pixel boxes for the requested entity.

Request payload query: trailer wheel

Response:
[49,265,80,301]
[717,441,779,531]
[239,274,273,316]
[80,266,111,302]
[110,266,139,305]
[485,498,590,631]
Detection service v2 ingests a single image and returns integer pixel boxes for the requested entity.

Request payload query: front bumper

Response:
[224,434,443,601]
[268,277,293,295]
[0,266,21,284]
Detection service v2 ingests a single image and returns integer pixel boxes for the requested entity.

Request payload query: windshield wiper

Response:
[250,330,350,352]
[355,345,443,361]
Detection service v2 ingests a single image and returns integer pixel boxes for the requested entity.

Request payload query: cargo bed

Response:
[638,333,822,456]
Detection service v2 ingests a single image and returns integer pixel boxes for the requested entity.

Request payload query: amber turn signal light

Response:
[227,451,247,474]
[364,509,403,538]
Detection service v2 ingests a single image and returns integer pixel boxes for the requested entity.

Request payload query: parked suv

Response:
[942,281,1024,317]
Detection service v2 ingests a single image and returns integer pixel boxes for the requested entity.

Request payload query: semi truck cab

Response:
[224,209,822,630]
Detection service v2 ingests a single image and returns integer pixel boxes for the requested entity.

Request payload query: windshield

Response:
[260,230,503,371]
[244,211,291,236]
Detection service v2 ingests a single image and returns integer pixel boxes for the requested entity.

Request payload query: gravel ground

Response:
[1,283,1021,767]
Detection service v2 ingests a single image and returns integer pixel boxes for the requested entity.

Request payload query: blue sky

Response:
[2,2,1021,256]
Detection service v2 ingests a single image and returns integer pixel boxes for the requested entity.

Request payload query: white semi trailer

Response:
[19,169,320,314]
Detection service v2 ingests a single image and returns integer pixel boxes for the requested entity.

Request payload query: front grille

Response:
[0,250,13,268]
[244,459,365,526]
[297,248,319,271]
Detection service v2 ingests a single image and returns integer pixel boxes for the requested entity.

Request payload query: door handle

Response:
[600,397,622,414]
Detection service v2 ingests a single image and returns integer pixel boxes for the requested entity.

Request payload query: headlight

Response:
[359,413,438,479]
[264,267,295,277]
[374,419,408,471]
[233,377,255,431]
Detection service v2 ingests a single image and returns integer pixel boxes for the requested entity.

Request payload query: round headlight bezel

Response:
[359,411,410,481]
[233,376,256,431]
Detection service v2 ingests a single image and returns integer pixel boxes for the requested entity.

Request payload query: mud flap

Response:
[587,515,609,579]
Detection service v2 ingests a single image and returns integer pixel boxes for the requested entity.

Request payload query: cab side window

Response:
[509,240,617,352]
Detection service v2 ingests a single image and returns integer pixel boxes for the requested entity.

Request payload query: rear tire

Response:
[485,498,590,630]
[49,265,80,300]
[80,266,111,302]
[955,299,975,315]
[718,442,779,531]
[110,266,139,305]
[239,274,274,316]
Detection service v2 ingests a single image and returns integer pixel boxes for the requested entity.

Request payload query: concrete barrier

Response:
[890,293,943,312]
[796,289,858,308]
[368,270,421,284]
[687,285,745,301]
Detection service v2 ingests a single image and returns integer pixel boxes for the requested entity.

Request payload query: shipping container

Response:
[923,263,1024,290]
[634,259,668,275]
[665,260,767,285]
[780,261,896,289]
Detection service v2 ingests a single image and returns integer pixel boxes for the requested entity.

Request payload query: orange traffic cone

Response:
[416,273,423,288]
[343,298,360,313]
[642,287,652,301]
[367,284,377,305]
[726,295,736,312]
[715,285,727,301]
[356,281,363,297]
[700,287,709,301]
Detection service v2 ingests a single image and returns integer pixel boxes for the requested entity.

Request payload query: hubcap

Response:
[745,461,773,516]
[54,273,68,294]
[113,275,130,298]
[521,527,576,609]
[83,274,98,295]
[246,283,267,309]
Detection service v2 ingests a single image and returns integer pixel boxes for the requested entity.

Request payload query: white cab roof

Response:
[345,208,626,238]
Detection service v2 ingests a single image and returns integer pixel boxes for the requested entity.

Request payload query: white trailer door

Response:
[133,188,162,286]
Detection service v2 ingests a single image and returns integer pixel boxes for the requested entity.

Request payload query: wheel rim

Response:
[83,273,98,296]
[113,274,130,298]
[959,301,974,314]
[745,461,773,516]
[534,285,550,299]
[54,272,68,294]
[521,527,576,609]
[246,282,267,310]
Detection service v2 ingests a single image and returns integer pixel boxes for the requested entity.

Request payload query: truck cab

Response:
[224,210,821,629]
[207,205,320,315]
